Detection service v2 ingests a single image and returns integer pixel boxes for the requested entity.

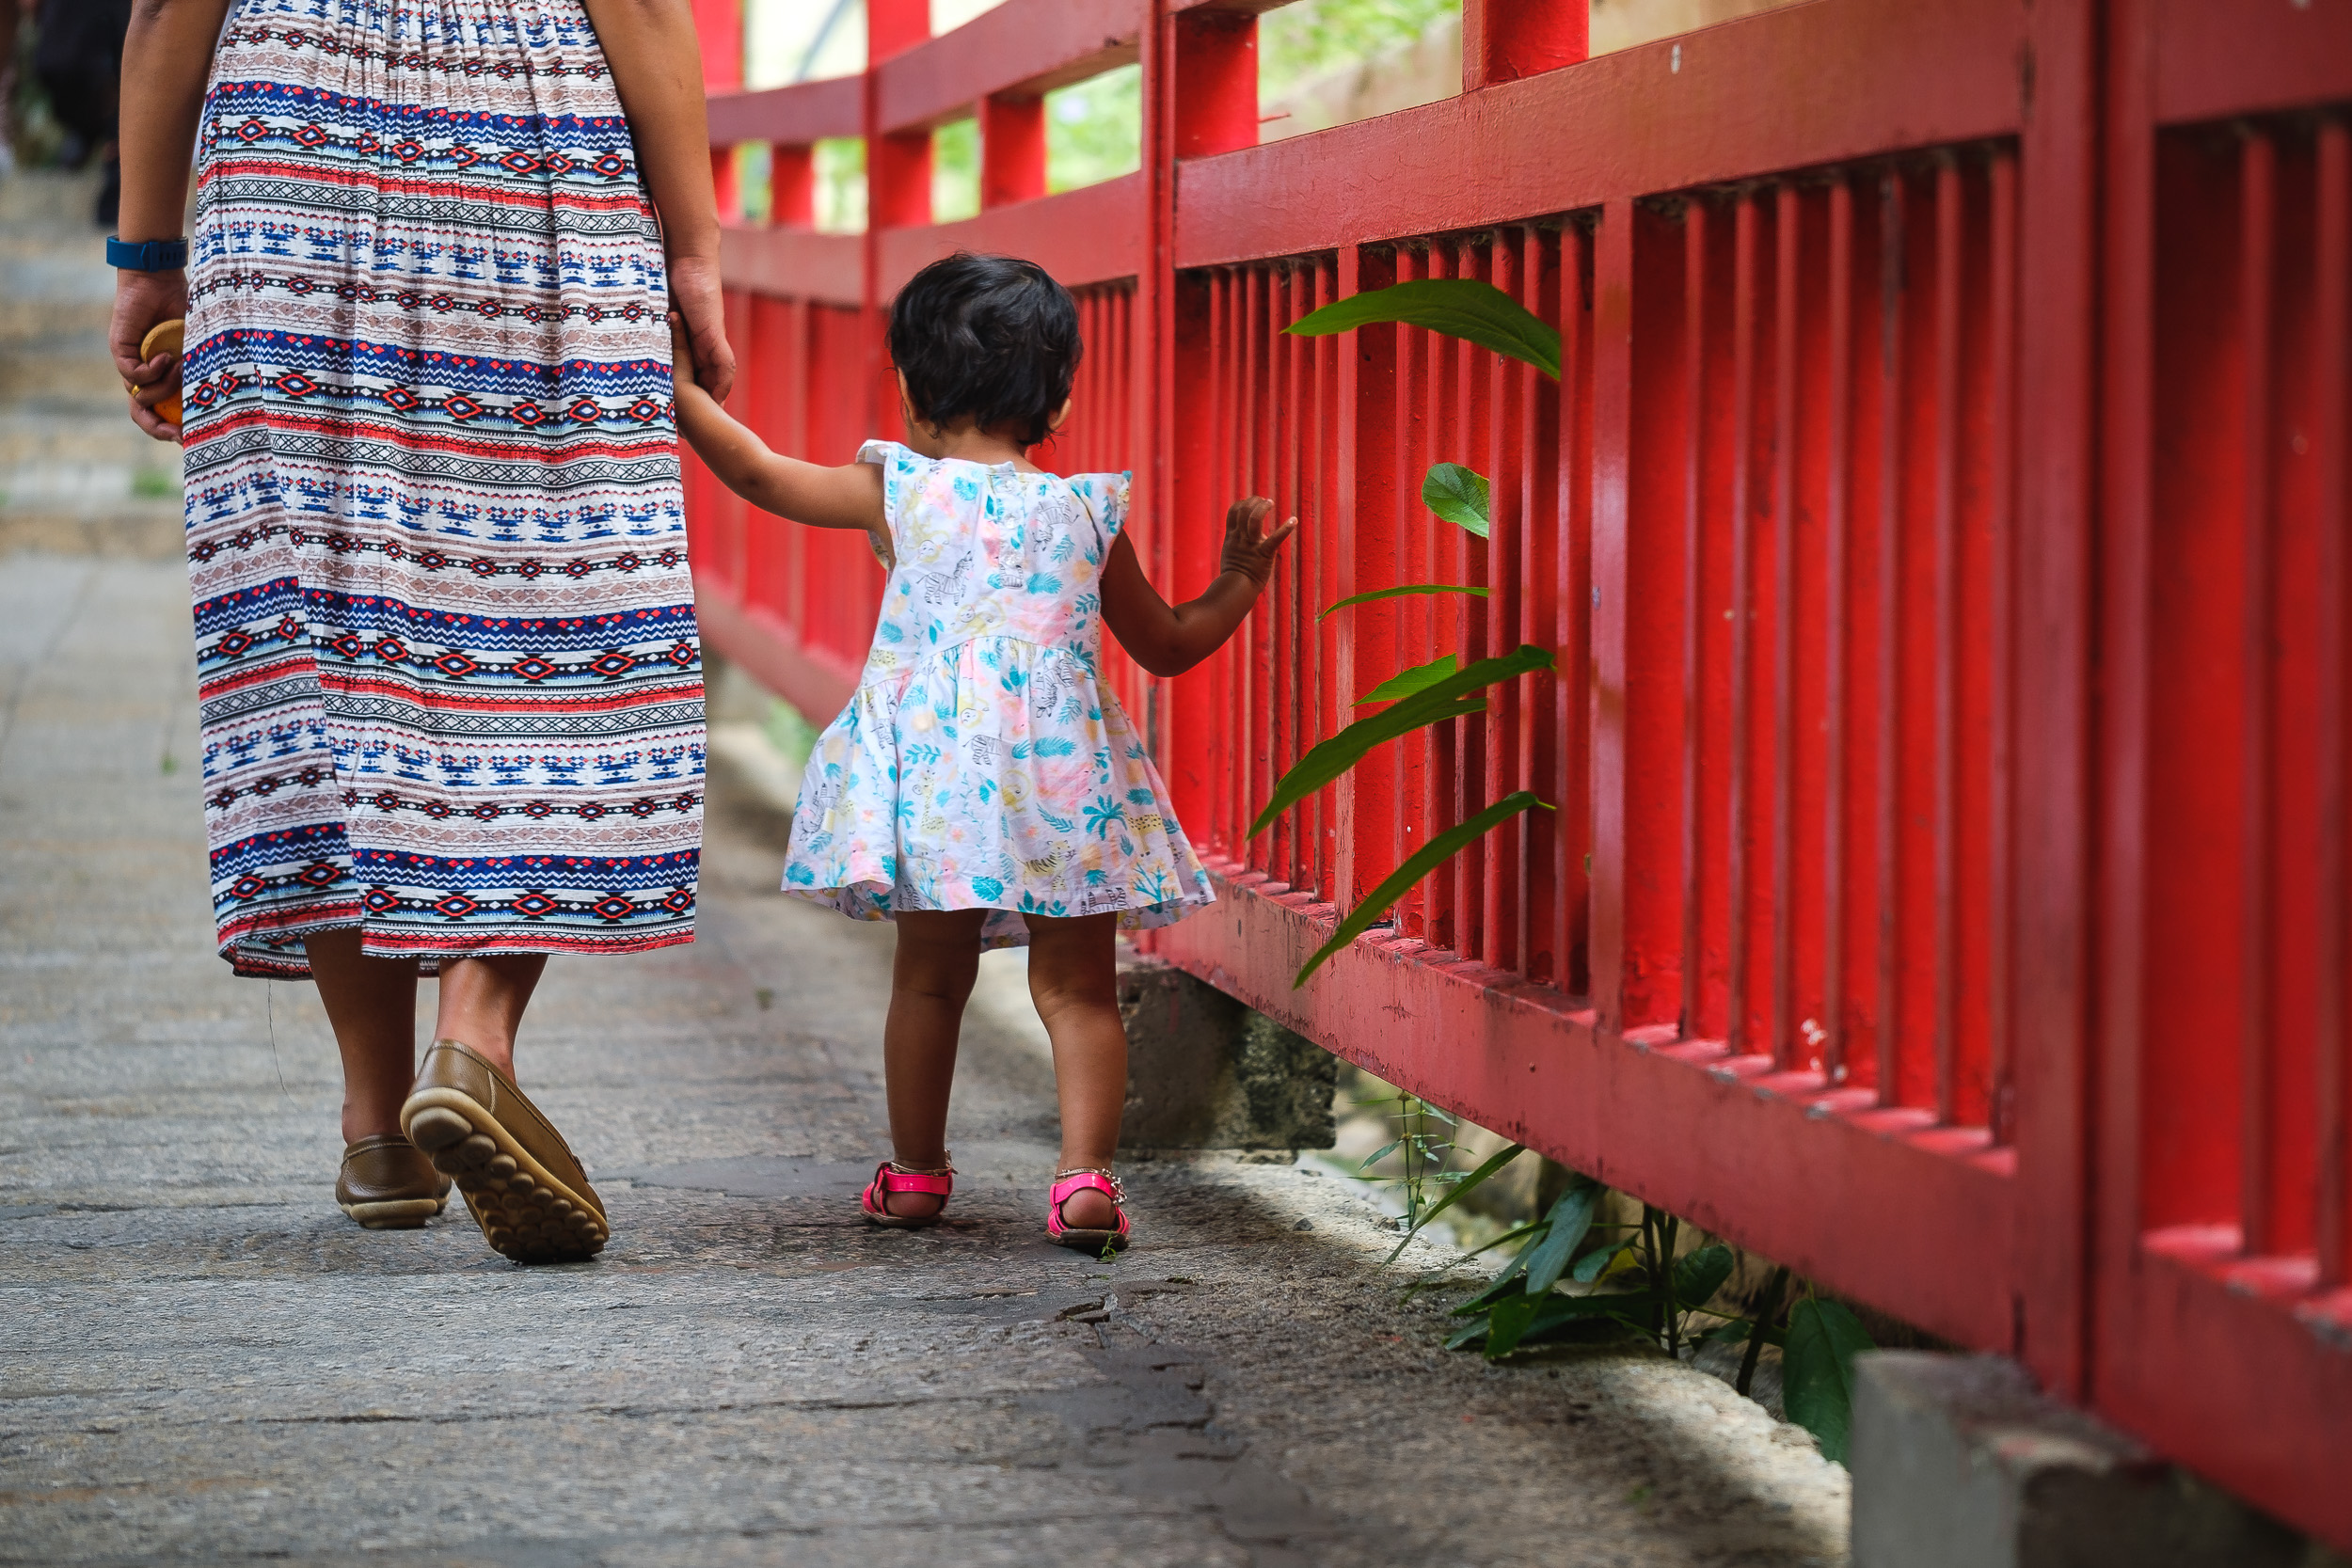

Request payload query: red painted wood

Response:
[879,0,1142,133]
[1461,0,1588,92]
[709,145,739,224]
[771,144,816,228]
[693,0,2352,1543]
[1153,864,2017,1354]
[1174,0,2023,268]
[2148,0,2352,126]
[1172,8,1257,160]
[707,76,860,149]
[719,226,860,307]
[979,94,1047,210]
[691,0,741,93]
[2010,0,2095,1389]
[881,173,1143,293]
[2317,120,2351,1292]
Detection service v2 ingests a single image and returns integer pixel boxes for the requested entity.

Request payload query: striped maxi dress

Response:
[182,0,703,979]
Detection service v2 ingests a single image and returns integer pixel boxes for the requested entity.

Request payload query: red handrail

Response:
[691,0,2352,1546]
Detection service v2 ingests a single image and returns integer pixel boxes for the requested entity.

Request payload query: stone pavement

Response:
[0,177,1852,1567]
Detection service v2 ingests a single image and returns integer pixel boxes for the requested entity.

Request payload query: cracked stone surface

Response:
[0,555,1852,1565]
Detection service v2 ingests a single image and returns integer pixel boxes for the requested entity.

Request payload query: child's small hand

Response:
[667,311,699,392]
[1218,497,1298,588]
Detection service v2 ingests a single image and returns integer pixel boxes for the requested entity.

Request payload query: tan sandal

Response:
[401,1040,608,1263]
[335,1133,450,1229]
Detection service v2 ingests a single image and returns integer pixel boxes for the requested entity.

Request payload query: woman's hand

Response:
[577,0,734,404]
[1217,496,1299,588]
[667,252,735,405]
[110,269,188,443]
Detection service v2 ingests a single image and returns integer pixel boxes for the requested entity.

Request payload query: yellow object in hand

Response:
[140,319,185,424]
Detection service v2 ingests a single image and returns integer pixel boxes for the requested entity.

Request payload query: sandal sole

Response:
[402,1090,606,1264]
[1050,1228,1129,1253]
[339,1196,447,1230]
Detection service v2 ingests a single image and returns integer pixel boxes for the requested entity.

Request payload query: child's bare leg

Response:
[1024,912,1125,1231]
[882,909,987,1218]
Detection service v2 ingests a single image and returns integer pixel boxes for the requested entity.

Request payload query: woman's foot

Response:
[861,1157,955,1227]
[401,1039,607,1263]
[1047,1167,1129,1253]
[335,1134,451,1229]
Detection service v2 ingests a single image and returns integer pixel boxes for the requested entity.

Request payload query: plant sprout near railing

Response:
[1270,278,1878,1462]
[1268,277,1565,984]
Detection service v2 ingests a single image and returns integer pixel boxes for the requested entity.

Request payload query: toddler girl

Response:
[672,252,1294,1251]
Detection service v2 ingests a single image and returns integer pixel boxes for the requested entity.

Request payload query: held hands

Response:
[1218,497,1299,589]
[667,256,736,404]
[667,312,701,400]
[111,269,187,443]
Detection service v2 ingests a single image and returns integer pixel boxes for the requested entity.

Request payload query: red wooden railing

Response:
[688,0,2352,1544]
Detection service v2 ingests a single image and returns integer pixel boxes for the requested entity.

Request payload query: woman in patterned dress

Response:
[111,0,731,1262]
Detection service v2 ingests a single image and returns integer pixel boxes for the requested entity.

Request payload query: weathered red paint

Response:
[694,0,2352,1546]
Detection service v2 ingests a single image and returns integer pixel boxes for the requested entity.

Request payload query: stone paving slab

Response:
[0,556,1852,1566]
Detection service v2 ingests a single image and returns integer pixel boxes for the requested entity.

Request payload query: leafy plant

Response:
[1297,791,1551,982]
[1249,644,1554,838]
[1258,280,1568,988]
[1288,278,1563,379]
[1392,1150,1875,1459]
[1335,1087,1505,1242]
[1319,583,1489,621]
[1783,1296,1875,1464]
[1421,462,1491,537]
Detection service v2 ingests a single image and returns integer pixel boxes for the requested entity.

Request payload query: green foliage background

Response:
[751,0,1463,227]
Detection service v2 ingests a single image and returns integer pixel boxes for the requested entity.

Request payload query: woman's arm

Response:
[1101,498,1296,678]
[671,319,882,533]
[580,0,735,404]
[112,0,235,442]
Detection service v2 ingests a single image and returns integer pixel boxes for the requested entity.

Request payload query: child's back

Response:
[669,249,1294,1251]
[783,440,1211,947]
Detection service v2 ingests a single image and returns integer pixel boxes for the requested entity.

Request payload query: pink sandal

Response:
[1047,1167,1130,1253]
[860,1157,955,1228]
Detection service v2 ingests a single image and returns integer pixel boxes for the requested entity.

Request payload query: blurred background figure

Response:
[26,0,132,223]
[0,0,37,178]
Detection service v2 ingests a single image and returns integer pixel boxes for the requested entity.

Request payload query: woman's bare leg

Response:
[304,927,420,1144]
[432,953,549,1077]
[880,909,987,1218]
[1024,912,1125,1231]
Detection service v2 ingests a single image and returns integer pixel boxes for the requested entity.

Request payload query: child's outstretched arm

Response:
[1101,497,1296,678]
[668,315,883,537]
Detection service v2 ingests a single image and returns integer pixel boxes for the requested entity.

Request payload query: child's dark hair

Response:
[888,252,1081,448]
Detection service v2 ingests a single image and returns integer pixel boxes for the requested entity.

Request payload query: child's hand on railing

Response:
[1219,497,1299,589]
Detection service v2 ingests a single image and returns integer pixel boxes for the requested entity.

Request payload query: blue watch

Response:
[107,236,189,271]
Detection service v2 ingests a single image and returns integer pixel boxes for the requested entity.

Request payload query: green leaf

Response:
[1249,643,1553,838]
[1518,1291,1648,1344]
[1381,1141,1526,1265]
[1672,1243,1736,1313]
[1453,1226,1553,1314]
[1284,277,1563,380]
[1357,654,1459,706]
[1571,1239,1632,1284]
[1459,1220,1549,1260]
[1297,791,1553,984]
[1356,1137,1406,1172]
[1482,1293,1541,1359]
[1445,1312,1496,1352]
[1422,463,1491,538]
[1319,583,1492,622]
[1521,1180,1602,1296]
[1783,1298,1876,1465]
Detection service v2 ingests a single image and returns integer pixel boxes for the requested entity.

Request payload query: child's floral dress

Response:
[779,441,1214,947]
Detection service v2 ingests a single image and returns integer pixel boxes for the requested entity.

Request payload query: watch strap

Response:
[106,236,190,271]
